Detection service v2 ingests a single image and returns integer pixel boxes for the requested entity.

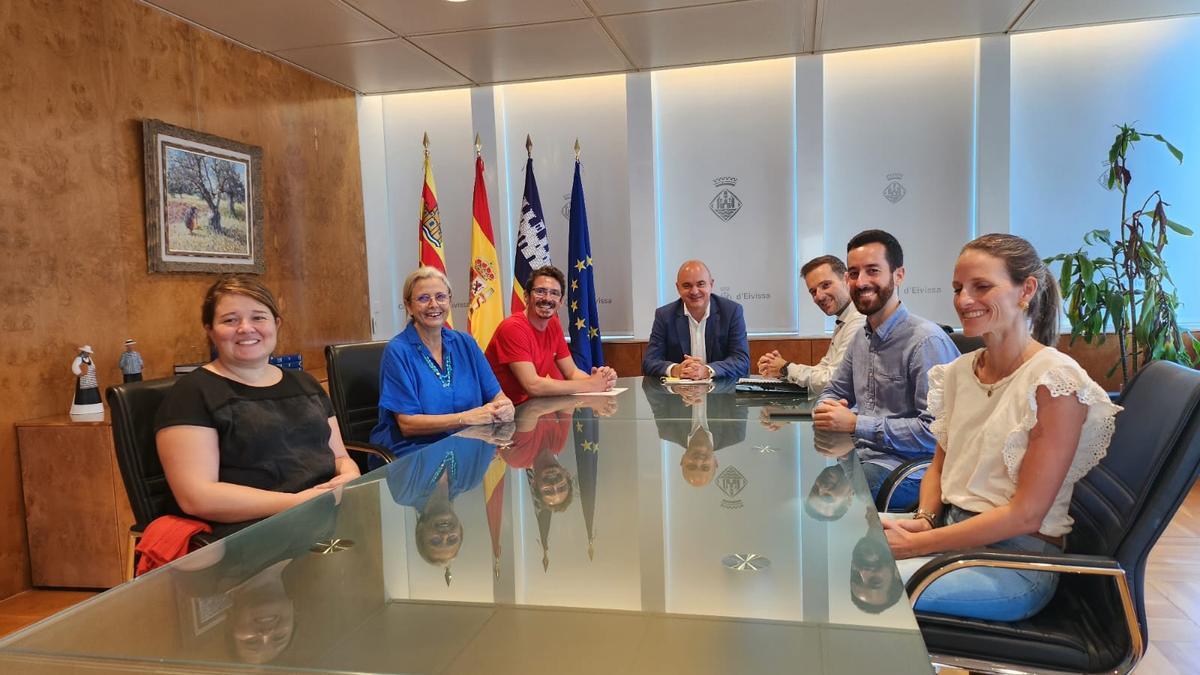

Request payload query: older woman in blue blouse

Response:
[369,267,514,463]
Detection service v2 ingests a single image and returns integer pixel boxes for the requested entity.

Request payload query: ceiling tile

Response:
[411,19,630,85]
[1014,0,1200,31]
[818,0,1028,51]
[274,39,470,94]
[604,0,815,69]
[344,0,591,35]
[587,0,744,15]
[145,0,393,51]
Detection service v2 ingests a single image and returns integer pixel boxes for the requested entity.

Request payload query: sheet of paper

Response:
[573,387,628,397]
[661,377,713,385]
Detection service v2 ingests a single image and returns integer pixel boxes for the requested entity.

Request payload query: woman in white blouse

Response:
[882,233,1121,621]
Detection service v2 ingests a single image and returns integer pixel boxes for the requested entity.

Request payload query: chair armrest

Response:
[906,548,1123,600]
[906,547,1144,671]
[875,458,931,512]
[345,441,394,465]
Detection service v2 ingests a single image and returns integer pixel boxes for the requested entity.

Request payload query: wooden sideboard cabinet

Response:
[16,414,134,589]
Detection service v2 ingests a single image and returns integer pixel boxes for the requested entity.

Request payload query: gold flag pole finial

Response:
[525,134,533,158]
[444,566,452,587]
[474,133,482,157]
[423,131,430,157]
[574,138,581,161]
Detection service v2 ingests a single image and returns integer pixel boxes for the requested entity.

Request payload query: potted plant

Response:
[1046,124,1198,389]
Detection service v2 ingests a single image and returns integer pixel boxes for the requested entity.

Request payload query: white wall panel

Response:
[1011,17,1200,327]
[653,58,799,334]
[380,88,476,331]
[497,75,634,336]
[824,40,978,327]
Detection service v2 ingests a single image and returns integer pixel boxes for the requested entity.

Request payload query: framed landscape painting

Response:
[143,119,264,273]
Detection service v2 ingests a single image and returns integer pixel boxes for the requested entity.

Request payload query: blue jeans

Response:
[899,506,1062,622]
[862,460,922,512]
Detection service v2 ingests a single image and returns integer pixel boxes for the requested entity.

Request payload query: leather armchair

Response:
[907,360,1200,674]
[325,341,394,472]
[107,377,211,580]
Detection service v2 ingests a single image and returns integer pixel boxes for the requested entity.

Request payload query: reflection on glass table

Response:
[0,378,931,675]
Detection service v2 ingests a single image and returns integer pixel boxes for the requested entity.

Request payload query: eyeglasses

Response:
[531,287,562,299]
[414,293,450,305]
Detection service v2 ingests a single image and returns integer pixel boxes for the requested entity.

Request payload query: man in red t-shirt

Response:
[485,266,617,405]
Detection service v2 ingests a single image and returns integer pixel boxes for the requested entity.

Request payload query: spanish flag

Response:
[467,148,503,349]
[418,134,451,326]
[483,452,506,579]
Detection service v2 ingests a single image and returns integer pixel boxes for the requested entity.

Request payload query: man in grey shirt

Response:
[814,230,959,510]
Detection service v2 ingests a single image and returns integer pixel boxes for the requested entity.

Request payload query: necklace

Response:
[420,348,453,388]
[974,345,1034,397]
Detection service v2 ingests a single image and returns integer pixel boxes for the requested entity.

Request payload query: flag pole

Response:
[474,133,481,156]
[423,131,429,156]
[526,134,533,158]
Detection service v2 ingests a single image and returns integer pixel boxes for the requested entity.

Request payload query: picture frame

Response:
[142,119,264,274]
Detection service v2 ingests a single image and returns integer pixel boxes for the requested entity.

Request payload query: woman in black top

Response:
[155,276,359,530]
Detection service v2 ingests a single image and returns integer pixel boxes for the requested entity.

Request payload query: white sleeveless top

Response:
[927,347,1121,537]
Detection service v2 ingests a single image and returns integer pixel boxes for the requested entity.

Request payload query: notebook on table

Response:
[735,376,807,395]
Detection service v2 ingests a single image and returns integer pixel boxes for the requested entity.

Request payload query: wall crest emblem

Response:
[710,177,742,221]
[883,173,906,204]
[717,465,747,509]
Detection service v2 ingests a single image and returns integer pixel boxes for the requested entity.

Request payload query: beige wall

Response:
[0,0,371,598]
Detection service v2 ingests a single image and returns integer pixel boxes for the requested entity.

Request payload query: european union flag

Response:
[567,158,604,370]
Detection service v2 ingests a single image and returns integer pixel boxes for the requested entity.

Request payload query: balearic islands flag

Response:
[418,135,451,326]
[511,150,551,314]
[467,147,503,349]
[566,154,604,370]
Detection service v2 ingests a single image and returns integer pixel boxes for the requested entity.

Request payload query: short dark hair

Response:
[527,265,565,295]
[801,255,847,278]
[846,229,903,271]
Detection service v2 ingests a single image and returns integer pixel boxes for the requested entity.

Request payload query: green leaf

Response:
[1146,132,1185,163]
[1059,256,1074,294]
[1079,256,1094,280]
[1165,219,1194,236]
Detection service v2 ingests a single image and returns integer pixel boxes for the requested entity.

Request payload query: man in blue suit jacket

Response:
[642,260,750,379]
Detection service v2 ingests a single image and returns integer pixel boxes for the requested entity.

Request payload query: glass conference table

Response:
[0,377,932,674]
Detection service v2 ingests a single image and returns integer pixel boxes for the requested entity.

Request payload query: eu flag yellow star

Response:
[571,279,579,291]
[575,259,586,272]
[589,327,599,338]
[582,439,593,451]
[587,255,594,267]
[576,422,583,432]
[575,317,586,330]
[571,300,579,312]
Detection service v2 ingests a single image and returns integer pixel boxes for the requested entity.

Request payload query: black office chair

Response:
[875,457,931,512]
[907,360,1200,674]
[325,341,394,473]
[107,377,202,580]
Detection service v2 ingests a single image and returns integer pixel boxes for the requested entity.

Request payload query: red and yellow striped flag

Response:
[484,452,507,578]
[418,137,451,327]
[467,151,503,349]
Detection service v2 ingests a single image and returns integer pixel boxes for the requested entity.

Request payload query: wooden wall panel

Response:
[0,0,369,599]
[605,341,644,378]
